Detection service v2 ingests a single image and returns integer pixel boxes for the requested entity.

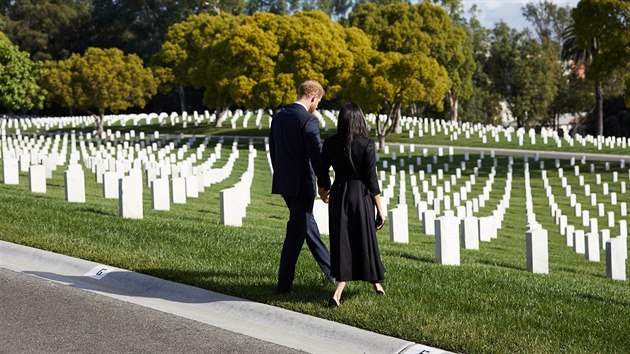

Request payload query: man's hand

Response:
[318,187,330,203]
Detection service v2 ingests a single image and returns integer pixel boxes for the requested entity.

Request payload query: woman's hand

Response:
[375,210,387,230]
[318,187,330,203]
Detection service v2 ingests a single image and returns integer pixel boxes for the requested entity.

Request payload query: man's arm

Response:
[303,115,322,174]
[269,118,276,169]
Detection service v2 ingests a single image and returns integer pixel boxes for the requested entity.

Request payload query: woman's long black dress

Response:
[319,135,385,282]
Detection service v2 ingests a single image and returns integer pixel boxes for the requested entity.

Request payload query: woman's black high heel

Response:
[328,298,340,308]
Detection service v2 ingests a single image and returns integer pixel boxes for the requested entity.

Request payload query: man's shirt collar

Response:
[294,101,308,111]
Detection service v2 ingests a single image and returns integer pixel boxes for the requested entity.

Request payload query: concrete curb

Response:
[0,240,452,354]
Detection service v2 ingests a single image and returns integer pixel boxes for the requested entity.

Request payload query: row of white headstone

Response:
[0,108,270,137]
[365,114,630,152]
[2,132,257,226]
[348,150,628,278]
[538,165,628,280]
[363,151,515,265]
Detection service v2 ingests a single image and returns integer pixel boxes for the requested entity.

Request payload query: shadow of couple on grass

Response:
[25,267,339,307]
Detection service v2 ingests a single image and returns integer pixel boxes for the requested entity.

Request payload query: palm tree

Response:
[561,24,603,137]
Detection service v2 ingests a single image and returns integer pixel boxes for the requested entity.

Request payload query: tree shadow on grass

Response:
[575,291,630,308]
[476,259,525,272]
[554,265,606,279]
[391,252,435,264]
[78,207,117,217]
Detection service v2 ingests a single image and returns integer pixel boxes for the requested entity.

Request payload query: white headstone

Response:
[185,175,198,198]
[608,211,615,228]
[605,237,626,280]
[422,210,436,236]
[435,216,460,265]
[460,217,479,250]
[119,174,143,219]
[64,165,86,203]
[220,187,243,227]
[600,229,610,250]
[573,229,585,254]
[526,227,548,274]
[29,165,46,193]
[2,157,18,185]
[478,216,496,241]
[389,204,409,243]
[565,225,575,247]
[151,178,170,211]
[171,177,186,204]
[103,171,120,199]
[313,199,329,235]
[585,232,600,262]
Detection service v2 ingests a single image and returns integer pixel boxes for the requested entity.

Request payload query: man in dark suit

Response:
[269,80,333,293]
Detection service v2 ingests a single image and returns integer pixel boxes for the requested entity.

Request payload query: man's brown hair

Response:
[298,80,325,99]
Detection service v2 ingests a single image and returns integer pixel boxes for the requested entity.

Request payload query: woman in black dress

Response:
[317,102,387,308]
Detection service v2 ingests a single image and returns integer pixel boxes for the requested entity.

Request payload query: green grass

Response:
[1,133,630,353]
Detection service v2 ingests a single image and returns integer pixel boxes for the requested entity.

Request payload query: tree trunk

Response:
[448,90,459,122]
[95,110,105,135]
[176,84,187,114]
[393,105,403,134]
[378,135,386,152]
[595,81,603,136]
[390,101,403,134]
[215,107,227,128]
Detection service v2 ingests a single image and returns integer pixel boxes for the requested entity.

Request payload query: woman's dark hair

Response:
[337,102,369,171]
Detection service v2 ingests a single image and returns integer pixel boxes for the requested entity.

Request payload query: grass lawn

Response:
[1,127,630,352]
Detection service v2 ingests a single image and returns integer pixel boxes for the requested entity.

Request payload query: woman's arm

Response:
[372,193,386,229]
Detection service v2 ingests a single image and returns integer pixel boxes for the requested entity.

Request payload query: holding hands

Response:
[318,187,330,203]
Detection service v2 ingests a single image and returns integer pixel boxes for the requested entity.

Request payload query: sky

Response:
[460,0,580,31]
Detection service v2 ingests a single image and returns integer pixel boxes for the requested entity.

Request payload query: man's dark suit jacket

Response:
[269,103,322,198]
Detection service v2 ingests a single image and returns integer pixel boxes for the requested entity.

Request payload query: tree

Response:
[572,0,629,81]
[0,0,92,60]
[150,13,239,113]
[568,0,630,132]
[522,0,584,129]
[0,34,45,112]
[41,47,157,133]
[522,0,572,45]
[194,10,356,118]
[345,50,450,148]
[486,23,559,128]
[346,1,474,122]
[561,25,603,136]
[457,7,502,124]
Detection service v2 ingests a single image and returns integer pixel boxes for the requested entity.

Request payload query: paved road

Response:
[0,268,299,354]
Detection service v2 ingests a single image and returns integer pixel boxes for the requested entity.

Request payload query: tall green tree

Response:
[486,23,559,128]
[561,25,604,136]
[522,0,572,45]
[195,11,356,118]
[522,0,588,129]
[90,0,245,62]
[570,0,630,129]
[345,49,450,148]
[151,13,239,113]
[346,1,474,122]
[0,34,45,112]
[41,47,157,133]
[0,0,92,60]
[457,7,502,124]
